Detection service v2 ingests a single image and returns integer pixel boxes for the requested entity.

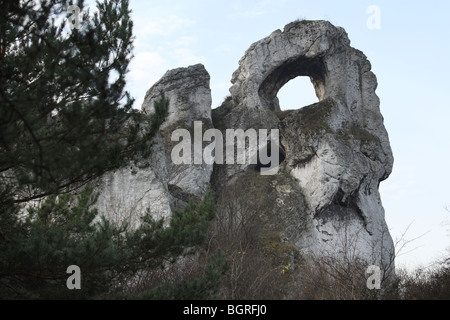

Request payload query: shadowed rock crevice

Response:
[315,187,367,230]
[253,140,286,173]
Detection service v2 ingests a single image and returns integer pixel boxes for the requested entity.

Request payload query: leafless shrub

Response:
[207,173,299,299]
[395,257,450,300]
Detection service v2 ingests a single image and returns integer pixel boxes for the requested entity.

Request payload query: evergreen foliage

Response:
[136,250,229,300]
[0,0,148,202]
[0,186,221,299]
[0,0,225,300]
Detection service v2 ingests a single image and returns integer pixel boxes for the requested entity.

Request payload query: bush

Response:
[397,259,450,300]
[0,186,222,299]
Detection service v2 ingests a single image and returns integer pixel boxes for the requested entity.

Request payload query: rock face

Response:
[94,64,213,226]
[224,20,394,268]
[96,20,395,271]
[215,20,394,268]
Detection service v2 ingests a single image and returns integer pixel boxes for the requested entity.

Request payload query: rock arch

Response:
[229,20,350,111]
[258,56,326,111]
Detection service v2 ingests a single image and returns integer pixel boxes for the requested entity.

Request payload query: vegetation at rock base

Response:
[133,169,450,300]
[0,185,225,299]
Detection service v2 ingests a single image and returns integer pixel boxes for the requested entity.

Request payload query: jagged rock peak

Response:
[142,63,212,128]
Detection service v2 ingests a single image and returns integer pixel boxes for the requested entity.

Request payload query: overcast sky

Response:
[119,0,450,270]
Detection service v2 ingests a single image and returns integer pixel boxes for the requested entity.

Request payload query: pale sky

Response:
[121,0,450,270]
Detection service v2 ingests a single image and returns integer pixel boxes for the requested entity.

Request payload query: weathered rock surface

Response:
[94,64,213,226]
[213,20,394,269]
[95,20,395,272]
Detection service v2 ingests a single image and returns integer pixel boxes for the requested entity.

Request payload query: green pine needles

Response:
[0,0,222,300]
[0,0,144,201]
[0,186,223,299]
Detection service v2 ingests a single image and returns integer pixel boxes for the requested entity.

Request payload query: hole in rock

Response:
[277,76,319,111]
[258,56,326,111]
[254,141,286,172]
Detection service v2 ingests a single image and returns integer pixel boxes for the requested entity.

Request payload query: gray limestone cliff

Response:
[95,20,395,272]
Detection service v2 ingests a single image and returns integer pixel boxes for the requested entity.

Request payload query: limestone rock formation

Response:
[213,20,394,268]
[94,64,213,226]
[94,20,395,271]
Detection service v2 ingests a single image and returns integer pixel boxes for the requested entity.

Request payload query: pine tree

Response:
[0,186,222,299]
[0,1,227,299]
[0,0,152,203]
